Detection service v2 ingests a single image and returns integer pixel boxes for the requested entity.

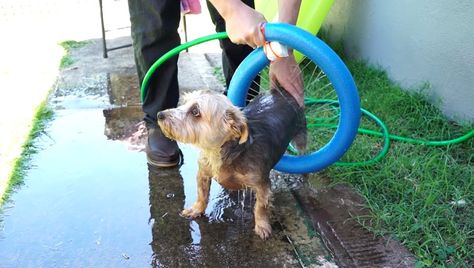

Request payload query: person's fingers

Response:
[252,27,265,47]
[269,57,305,107]
[243,32,257,48]
[227,26,260,48]
[222,3,266,48]
[285,82,304,107]
[238,25,264,48]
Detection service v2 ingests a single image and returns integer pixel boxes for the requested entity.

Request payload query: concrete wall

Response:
[322,0,474,123]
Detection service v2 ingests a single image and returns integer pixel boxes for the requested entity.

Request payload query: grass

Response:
[58,40,88,69]
[304,60,473,267]
[0,102,54,206]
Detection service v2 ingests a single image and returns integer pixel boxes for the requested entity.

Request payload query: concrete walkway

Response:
[0,35,337,267]
[0,1,416,267]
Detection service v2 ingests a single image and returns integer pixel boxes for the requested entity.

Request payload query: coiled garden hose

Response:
[303,98,474,167]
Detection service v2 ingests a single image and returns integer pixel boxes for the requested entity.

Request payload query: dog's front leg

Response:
[181,163,212,218]
[253,183,272,240]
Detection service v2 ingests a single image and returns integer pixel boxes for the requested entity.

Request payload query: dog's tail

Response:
[291,113,307,155]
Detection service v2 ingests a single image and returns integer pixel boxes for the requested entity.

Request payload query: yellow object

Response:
[255,0,334,62]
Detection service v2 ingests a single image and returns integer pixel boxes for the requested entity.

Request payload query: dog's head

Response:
[157,90,248,150]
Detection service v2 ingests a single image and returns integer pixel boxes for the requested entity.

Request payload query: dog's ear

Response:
[225,109,248,144]
[238,120,249,144]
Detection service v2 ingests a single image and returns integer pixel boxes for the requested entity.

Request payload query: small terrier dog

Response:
[157,88,306,239]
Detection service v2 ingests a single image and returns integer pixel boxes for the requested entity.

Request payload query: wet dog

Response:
[157,88,306,239]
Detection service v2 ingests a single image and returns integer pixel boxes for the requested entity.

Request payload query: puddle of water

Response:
[103,106,147,151]
[147,162,299,267]
[0,109,151,267]
[52,73,111,110]
[0,107,306,267]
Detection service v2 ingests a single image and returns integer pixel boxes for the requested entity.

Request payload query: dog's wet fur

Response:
[157,88,306,239]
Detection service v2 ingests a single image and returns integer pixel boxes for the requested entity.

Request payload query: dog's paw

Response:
[255,221,272,240]
[180,207,203,219]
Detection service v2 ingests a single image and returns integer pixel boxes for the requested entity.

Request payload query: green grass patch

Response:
[1,102,54,206]
[305,60,473,267]
[59,40,88,69]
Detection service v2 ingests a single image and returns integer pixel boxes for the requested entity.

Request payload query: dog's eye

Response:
[191,106,200,117]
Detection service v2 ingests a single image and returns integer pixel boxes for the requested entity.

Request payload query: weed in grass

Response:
[212,66,226,85]
[58,40,88,69]
[303,60,473,266]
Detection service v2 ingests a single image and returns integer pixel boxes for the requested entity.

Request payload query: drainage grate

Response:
[327,219,389,267]
[292,185,417,267]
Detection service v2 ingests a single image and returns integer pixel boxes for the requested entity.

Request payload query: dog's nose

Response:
[157,112,165,120]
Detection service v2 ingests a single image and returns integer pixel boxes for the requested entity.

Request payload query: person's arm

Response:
[277,0,301,24]
[269,0,304,106]
[208,0,266,48]
[209,0,304,106]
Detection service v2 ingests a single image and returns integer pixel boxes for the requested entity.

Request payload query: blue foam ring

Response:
[227,23,361,174]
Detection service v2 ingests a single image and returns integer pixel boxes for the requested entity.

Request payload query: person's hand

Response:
[269,54,304,106]
[218,2,267,48]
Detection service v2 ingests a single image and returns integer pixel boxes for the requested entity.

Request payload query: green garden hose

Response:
[303,98,474,167]
[141,32,228,103]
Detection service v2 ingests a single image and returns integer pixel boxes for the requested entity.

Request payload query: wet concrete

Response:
[0,38,334,267]
[0,108,328,267]
[295,175,417,267]
[0,109,151,267]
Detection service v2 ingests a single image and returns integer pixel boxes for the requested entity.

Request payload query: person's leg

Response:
[128,0,182,167]
[206,0,260,103]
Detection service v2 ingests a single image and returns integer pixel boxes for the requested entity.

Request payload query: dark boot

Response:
[146,127,182,167]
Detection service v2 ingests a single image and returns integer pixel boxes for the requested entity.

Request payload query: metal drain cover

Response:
[292,185,417,267]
